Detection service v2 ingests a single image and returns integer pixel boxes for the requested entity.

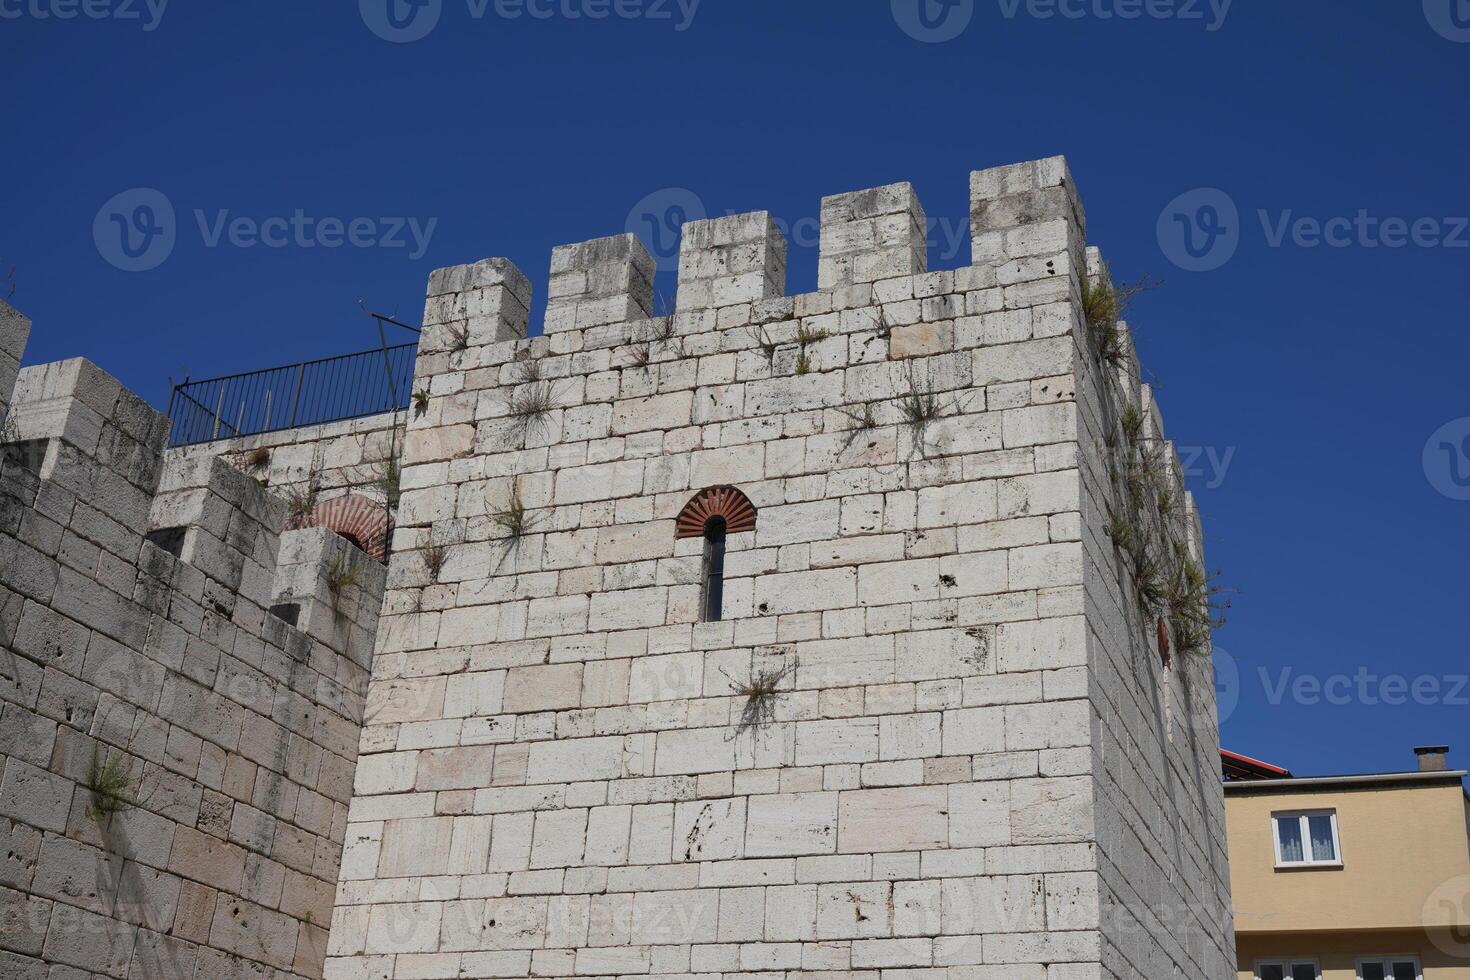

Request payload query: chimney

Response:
[1414,745,1450,772]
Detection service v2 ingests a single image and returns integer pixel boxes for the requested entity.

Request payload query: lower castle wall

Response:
[0,356,387,980]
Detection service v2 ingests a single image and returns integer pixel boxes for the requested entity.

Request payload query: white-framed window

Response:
[1255,960,1322,980]
[1272,809,1342,867]
[1357,957,1422,980]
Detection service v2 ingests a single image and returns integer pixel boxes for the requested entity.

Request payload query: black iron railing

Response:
[166,341,418,448]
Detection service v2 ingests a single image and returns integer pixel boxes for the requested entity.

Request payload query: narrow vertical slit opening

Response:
[702,515,727,622]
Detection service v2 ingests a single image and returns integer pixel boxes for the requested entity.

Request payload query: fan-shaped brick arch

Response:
[301,493,390,562]
[675,486,756,539]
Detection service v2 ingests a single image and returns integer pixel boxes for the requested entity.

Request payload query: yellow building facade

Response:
[1225,747,1470,980]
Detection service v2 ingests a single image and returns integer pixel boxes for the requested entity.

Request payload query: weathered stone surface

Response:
[0,158,1230,980]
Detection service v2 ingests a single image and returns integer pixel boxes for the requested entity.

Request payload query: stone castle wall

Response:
[0,347,388,978]
[0,156,1234,980]
[322,156,1234,980]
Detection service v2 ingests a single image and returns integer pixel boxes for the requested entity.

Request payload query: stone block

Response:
[838,785,948,853]
[820,183,927,289]
[677,211,788,312]
[545,234,654,333]
[745,792,838,857]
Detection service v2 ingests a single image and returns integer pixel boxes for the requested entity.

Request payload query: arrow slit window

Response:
[702,517,727,621]
[675,486,756,624]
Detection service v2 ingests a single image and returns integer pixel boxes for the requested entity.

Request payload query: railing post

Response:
[211,386,224,441]
[288,362,305,427]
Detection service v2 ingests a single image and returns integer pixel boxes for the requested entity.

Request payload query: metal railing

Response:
[165,340,418,448]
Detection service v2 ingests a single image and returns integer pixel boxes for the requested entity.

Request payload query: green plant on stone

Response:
[896,369,953,457]
[1126,537,1168,614]
[1162,546,1231,658]
[795,323,827,347]
[747,324,778,364]
[85,747,136,822]
[412,390,430,416]
[326,554,359,605]
[1080,273,1158,365]
[490,488,535,571]
[491,489,531,541]
[283,480,319,530]
[650,315,678,346]
[1105,510,1135,552]
[443,321,470,353]
[727,659,794,734]
[422,537,450,583]
[838,400,880,452]
[1119,405,1144,446]
[517,357,543,383]
[371,456,402,510]
[1104,407,1232,661]
[792,323,828,376]
[506,380,556,447]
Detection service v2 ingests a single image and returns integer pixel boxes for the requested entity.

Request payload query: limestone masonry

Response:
[0,156,1235,980]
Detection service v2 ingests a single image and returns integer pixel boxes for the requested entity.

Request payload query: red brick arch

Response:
[675,486,756,539]
[306,493,390,562]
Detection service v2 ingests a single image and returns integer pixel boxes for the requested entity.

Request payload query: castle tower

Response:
[322,157,1236,980]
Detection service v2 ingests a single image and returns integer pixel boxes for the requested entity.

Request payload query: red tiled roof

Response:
[1221,749,1293,781]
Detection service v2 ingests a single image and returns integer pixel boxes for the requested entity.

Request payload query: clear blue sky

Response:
[4,2,1467,779]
